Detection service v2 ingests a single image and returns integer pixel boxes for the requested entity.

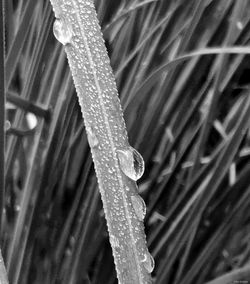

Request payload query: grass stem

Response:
[49,1,153,283]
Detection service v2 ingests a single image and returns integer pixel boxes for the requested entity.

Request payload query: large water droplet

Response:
[86,126,99,148]
[53,18,73,45]
[131,195,146,221]
[117,147,144,181]
[141,252,155,273]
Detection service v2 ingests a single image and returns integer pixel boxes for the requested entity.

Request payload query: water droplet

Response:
[236,21,243,30]
[117,147,144,181]
[86,126,99,148]
[69,236,76,247]
[5,120,11,131]
[14,205,21,212]
[141,252,155,273]
[65,248,72,257]
[53,18,73,45]
[131,195,146,221]
[26,112,37,129]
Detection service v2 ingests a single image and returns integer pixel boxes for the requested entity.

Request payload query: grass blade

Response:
[49,0,153,283]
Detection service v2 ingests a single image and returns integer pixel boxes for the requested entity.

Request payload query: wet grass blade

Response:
[49,0,153,283]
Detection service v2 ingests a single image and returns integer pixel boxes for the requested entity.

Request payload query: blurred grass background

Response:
[2,0,250,283]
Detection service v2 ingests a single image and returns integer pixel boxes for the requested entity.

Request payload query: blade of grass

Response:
[7,91,51,120]
[103,0,158,36]
[115,3,179,77]
[0,0,5,234]
[5,0,37,88]
[176,3,247,281]
[134,46,250,100]
[151,92,250,257]
[0,0,8,282]
[186,0,246,186]
[50,1,153,282]
[206,265,250,284]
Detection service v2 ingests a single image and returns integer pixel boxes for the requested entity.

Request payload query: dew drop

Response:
[53,18,73,45]
[86,126,99,148]
[141,252,155,273]
[5,120,11,131]
[236,21,243,30]
[117,147,144,181]
[26,112,37,129]
[14,205,21,212]
[65,248,72,257]
[131,195,146,221]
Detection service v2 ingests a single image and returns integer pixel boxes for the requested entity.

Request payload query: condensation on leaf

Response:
[109,234,120,249]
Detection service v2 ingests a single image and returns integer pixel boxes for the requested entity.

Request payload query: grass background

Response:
[2,0,250,283]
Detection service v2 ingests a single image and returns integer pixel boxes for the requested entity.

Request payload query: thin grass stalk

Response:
[13,71,73,283]
[206,265,250,284]
[176,4,247,281]
[0,0,5,234]
[5,0,36,88]
[186,0,243,186]
[180,184,250,284]
[115,6,177,77]
[103,0,157,35]
[0,1,8,283]
[49,1,153,283]
[134,46,250,100]
[65,185,99,284]
[7,91,51,120]
[5,4,53,185]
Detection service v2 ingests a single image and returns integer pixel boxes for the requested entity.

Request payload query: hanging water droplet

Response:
[53,18,73,45]
[117,147,144,181]
[131,195,146,221]
[86,126,99,148]
[141,252,155,273]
